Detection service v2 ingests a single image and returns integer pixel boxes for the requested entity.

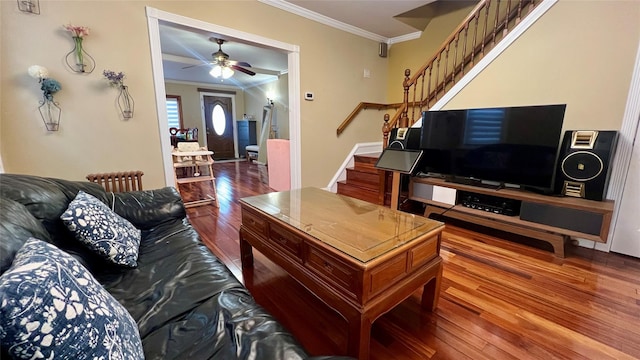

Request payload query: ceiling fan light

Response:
[209,65,222,78]
[222,66,234,79]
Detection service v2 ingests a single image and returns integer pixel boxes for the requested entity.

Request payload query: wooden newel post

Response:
[382,113,391,148]
[400,69,411,128]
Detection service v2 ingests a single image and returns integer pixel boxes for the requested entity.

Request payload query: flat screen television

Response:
[419,104,567,192]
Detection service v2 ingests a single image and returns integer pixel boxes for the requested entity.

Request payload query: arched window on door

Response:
[212,104,226,136]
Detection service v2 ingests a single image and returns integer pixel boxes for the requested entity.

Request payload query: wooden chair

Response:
[86,171,144,192]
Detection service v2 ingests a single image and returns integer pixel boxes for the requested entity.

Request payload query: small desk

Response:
[172,150,218,208]
[239,188,444,359]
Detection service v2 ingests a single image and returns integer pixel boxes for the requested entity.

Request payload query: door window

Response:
[212,104,226,135]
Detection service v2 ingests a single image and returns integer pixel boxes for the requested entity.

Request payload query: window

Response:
[212,104,226,135]
[166,95,183,129]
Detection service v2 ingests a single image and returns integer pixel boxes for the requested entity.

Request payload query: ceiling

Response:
[160,22,289,89]
[160,1,469,88]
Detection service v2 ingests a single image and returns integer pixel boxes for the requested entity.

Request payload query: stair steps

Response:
[337,153,386,205]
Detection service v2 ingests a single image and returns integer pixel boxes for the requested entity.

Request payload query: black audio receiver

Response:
[456,191,521,216]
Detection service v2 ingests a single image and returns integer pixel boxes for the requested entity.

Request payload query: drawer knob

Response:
[323,261,333,272]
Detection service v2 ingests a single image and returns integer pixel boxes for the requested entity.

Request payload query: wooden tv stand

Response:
[409,177,614,257]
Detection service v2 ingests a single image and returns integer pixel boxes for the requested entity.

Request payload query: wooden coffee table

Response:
[239,188,444,360]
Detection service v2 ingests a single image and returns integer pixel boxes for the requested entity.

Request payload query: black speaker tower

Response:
[555,130,618,201]
[387,127,421,150]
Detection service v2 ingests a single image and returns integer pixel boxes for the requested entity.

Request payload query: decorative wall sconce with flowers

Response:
[28,65,62,131]
[63,24,95,74]
[103,70,134,119]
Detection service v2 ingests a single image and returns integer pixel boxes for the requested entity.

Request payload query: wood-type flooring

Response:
[184,161,640,360]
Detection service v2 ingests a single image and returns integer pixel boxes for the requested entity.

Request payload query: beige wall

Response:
[4,1,637,190]
[386,4,476,102]
[443,1,640,133]
[0,1,388,189]
[244,74,289,140]
[1,1,166,187]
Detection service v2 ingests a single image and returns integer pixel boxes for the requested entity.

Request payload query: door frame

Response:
[200,92,238,157]
[146,7,302,189]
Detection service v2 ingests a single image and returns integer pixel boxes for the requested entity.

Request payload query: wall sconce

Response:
[266,90,275,105]
[17,0,39,14]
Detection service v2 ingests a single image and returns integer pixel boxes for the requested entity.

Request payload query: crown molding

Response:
[388,31,422,45]
[259,0,388,43]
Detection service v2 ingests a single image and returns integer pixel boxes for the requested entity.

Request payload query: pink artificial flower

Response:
[63,24,90,38]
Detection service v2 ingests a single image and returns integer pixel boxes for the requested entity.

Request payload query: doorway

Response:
[203,95,235,160]
[146,7,301,189]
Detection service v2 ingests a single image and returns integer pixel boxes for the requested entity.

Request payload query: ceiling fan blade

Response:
[231,64,256,76]
[181,63,210,70]
[230,60,252,68]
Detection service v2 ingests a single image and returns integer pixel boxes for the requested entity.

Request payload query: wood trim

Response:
[197,88,236,94]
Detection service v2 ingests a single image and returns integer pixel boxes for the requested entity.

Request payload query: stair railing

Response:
[336,102,403,136]
[399,0,537,127]
[336,0,538,139]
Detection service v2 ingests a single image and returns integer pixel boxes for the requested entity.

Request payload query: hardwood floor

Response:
[185,161,640,359]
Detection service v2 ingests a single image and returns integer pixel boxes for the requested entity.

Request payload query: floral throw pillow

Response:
[61,191,141,267]
[0,238,144,359]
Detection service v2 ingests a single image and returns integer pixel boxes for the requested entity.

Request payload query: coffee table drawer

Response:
[410,234,439,269]
[242,209,268,237]
[269,223,303,259]
[306,245,357,295]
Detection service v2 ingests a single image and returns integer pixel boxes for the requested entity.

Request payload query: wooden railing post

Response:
[382,113,391,148]
[400,69,411,128]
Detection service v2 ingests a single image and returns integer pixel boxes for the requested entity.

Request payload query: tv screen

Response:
[419,104,566,191]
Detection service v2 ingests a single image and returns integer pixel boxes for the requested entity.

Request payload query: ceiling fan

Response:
[183,38,256,78]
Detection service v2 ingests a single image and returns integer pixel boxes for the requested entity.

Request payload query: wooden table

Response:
[239,188,444,359]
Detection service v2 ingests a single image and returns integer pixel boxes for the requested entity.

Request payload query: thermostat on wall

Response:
[304,92,314,101]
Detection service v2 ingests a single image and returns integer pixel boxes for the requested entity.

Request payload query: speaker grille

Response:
[562,181,585,198]
[395,128,408,140]
[561,151,603,181]
[571,130,598,149]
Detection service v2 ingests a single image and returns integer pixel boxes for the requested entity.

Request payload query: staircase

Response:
[336,0,543,205]
[337,154,388,205]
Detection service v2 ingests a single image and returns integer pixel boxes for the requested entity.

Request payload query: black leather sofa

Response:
[0,174,351,359]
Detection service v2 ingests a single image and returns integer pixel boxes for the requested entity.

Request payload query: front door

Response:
[203,95,234,160]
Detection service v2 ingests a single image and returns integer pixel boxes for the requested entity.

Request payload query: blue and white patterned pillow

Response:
[0,238,144,359]
[61,191,141,267]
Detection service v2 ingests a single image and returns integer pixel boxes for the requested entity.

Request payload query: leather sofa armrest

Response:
[111,187,186,230]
